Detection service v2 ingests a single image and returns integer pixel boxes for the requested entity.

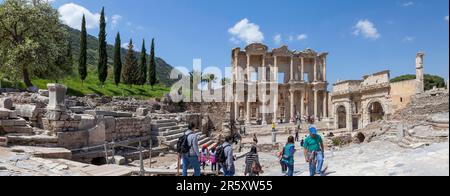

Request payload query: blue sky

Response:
[40,0,450,85]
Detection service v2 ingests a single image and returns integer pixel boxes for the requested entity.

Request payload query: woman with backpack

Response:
[245,146,262,176]
[209,146,217,172]
[282,136,296,176]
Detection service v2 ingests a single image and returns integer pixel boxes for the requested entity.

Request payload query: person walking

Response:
[200,144,209,170]
[244,146,262,176]
[209,146,217,172]
[282,136,296,176]
[295,129,299,142]
[179,124,201,176]
[278,147,287,175]
[218,136,235,176]
[303,127,325,176]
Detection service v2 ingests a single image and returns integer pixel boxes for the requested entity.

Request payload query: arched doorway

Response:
[368,101,384,122]
[336,105,347,129]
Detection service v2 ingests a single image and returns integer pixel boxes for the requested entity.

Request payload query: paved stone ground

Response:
[235,134,449,176]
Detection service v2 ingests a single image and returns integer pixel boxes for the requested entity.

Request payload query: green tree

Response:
[79,14,88,85]
[122,39,138,86]
[202,73,218,91]
[97,7,108,87]
[113,32,122,86]
[137,39,147,86]
[148,38,157,89]
[0,0,70,89]
[391,74,446,91]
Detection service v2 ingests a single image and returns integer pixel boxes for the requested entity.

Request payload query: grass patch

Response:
[2,68,170,100]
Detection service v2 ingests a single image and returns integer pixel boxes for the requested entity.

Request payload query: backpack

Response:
[176,132,192,154]
[216,144,230,164]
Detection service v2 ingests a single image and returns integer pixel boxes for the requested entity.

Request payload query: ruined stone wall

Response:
[362,71,390,87]
[186,102,230,132]
[390,79,416,112]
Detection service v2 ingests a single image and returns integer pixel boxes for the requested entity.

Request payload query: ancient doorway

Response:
[337,105,347,129]
[368,101,384,122]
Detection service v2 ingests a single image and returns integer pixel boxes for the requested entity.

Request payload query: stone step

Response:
[405,135,435,144]
[6,134,58,147]
[0,136,7,147]
[164,132,185,141]
[160,124,188,131]
[152,122,177,129]
[153,119,177,124]
[198,137,211,146]
[153,128,185,136]
[1,125,33,134]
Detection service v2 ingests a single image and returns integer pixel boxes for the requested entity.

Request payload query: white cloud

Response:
[288,35,294,42]
[297,34,308,41]
[274,34,282,45]
[353,19,381,40]
[111,15,122,29]
[445,15,449,22]
[58,3,101,30]
[228,18,264,44]
[402,36,416,43]
[402,1,414,7]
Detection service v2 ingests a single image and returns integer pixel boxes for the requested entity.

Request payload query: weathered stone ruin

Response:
[1,83,215,166]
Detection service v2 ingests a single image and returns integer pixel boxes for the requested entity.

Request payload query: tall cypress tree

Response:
[97,7,108,87]
[113,32,122,86]
[122,39,138,86]
[148,38,157,89]
[78,14,87,86]
[137,39,147,86]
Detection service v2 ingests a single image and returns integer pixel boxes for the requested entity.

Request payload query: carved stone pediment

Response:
[245,43,268,55]
[272,45,292,57]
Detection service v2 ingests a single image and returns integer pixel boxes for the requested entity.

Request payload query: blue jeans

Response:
[223,165,235,176]
[308,151,324,176]
[182,155,201,176]
[287,164,294,176]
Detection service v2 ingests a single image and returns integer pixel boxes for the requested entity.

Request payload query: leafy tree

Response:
[122,39,138,86]
[97,7,108,87]
[391,74,446,91]
[148,38,157,89]
[79,14,88,85]
[113,32,122,86]
[137,39,147,86]
[0,0,70,89]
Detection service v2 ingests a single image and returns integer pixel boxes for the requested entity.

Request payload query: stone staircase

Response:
[151,119,214,150]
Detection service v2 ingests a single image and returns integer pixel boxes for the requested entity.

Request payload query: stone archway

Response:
[368,101,384,123]
[336,105,347,129]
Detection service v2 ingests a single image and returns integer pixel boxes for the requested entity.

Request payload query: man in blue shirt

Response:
[303,127,325,176]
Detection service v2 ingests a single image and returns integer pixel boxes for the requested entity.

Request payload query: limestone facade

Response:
[231,43,330,125]
[331,52,426,131]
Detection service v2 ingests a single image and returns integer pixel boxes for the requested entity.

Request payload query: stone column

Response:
[246,97,251,124]
[314,89,318,119]
[313,58,317,82]
[300,57,304,81]
[261,55,267,125]
[290,90,295,122]
[323,57,327,82]
[234,98,239,121]
[273,56,278,123]
[290,57,294,81]
[47,84,67,111]
[347,102,353,131]
[416,52,425,94]
[322,91,327,118]
[300,90,305,117]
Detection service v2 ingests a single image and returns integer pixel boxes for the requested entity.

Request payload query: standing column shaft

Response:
[273,56,278,123]
[323,57,327,82]
[246,55,251,124]
[313,58,317,82]
[323,91,327,118]
[300,57,304,81]
[290,57,294,81]
[290,90,295,122]
[300,90,305,117]
[314,90,318,118]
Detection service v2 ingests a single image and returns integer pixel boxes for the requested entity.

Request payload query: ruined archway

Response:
[336,105,347,129]
[368,101,384,123]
